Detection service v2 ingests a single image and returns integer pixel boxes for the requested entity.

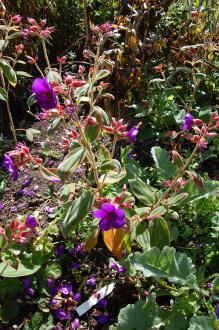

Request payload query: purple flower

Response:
[71,318,80,329]
[111,262,126,273]
[55,244,65,257]
[74,292,82,303]
[10,206,17,213]
[25,215,38,228]
[0,203,4,212]
[127,126,139,143]
[87,276,96,286]
[23,178,31,187]
[182,113,193,131]
[3,154,18,181]
[97,298,107,309]
[44,206,55,215]
[93,203,125,231]
[55,308,71,321]
[70,262,81,270]
[97,314,108,325]
[47,278,55,287]
[50,298,57,306]
[17,202,27,210]
[32,78,57,110]
[22,276,32,289]
[68,243,84,256]
[216,304,219,318]
[26,287,35,297]
[60,284,73,296]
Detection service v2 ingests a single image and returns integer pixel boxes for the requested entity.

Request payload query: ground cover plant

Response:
[0,0,219,329]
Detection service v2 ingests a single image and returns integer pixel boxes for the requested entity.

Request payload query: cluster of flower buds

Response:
[15,43,24,55]
[103,118,128,138]
[182,112,219,149]
[22,17,55,39]
[60,129,78,149]
[90,22,113,36]
[0,216,37,244]
[64,74,86,88]
[9,14,22,24]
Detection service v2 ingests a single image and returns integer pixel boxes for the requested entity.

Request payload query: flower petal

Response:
[99,218,112,231]
[102,203,115,213]
[93,209,107,219]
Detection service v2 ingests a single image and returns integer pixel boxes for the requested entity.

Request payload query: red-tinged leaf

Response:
[102,228,125,259]
[186,170,204,189]
[83,229,100,252]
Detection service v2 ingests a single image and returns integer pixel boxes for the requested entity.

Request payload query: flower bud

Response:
[86,116,97,126]
[191,10,199,18]
[65,75,74,86]
[15,43,24,55]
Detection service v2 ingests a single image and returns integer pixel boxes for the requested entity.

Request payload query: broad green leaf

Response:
[134,223,150,249]
[7,31,22,39]
[167,193,189,206]
[0,261,41,277]
[129,178,156,206]
[150,218,170,249]
[0,87,8,101]
[188,315,217,330]
[0,299,19,322]
[45,263,62,279]
[151,146,177,179]
[128,246,196,286]
[111,293,169,330]
[93,106,109,125]
[98,145,111,162]
[0,278,21,298]
[58,147,86,181]
[99,168,126,184]
[99,159,121,174]
[47,69,62,83]
[60,183,75,202]
[62,191,94,237]
[0,59,17,87]
[26,128,41,142]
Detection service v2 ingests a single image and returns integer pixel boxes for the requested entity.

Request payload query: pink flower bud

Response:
[10,14,22,24]
[26,55,38,64]
[191,10,199,18]
[15,43,24,55]
[86,116,97,126]
[72,80,86,88]
[83,50,90,59]
[57,56,67,64]
[78,65,86,74]
[40,19,47,27]
[27,17,37,25]
[65,75,74,86]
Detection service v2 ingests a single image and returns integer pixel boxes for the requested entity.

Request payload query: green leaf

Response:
[167,193,189,206]
[129,178,157,206]
[94,69,110,82]
[60,183,75,202]
[27,93,36,109]
[93,106,109,125]
[7,31,22,39]
[99,159,121,174]
[188,315,217,330]
[16,71,33,78]
[150,218,170,249]
[0,299,19,322]
[45,263,62,279]
[151,146,177,179]
[48,118,62,133]
[0,87,8,101]
[128,246,196,286]
[24,312,54,330]
[0,278,21,298]
[62,191,94,237]
[0,59,17,87]
[58,147,86,181]
[111,293,169,330]
[135,223,150,249]
[26,128,41,142]
[99,168,126,184]
[0,261,41,277]
[47,69,62,83]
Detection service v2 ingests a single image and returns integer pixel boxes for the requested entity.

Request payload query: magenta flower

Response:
[127,126,139,143]
[71,318,80,329]
[3,154,18,181]
[182,113,193,131]
[93,203,125,231]
[32,78,57,110]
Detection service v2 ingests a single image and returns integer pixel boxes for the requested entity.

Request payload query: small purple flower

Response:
[50,298,57,306]
[93,203,125,231]
[111,262,126,273]
[23,178,31,187]
[44,206,55,215]
[17,202,27,210]
[71,318,80,329]
[55,308,71,321]
[87,276,96,286]
[55,244,65,257]
[22,276,32,289]
[47,278,55,287]
[0,203,4,212]
[25,189,35,197]
[127,126,139,143]
[216,304,219,318]
[60,284,73,296]
[97,314,108,325]
[25,215,38,228]
[10,206,17,213]
[182,113,193,131]
[50,286,59,296]
[74,292,82,303]
[26,287,35,297]
[70,262,81,270]
[3,154,18,181]
[68,243,84,256]
[32,78,57,110]
[97,298,107,309]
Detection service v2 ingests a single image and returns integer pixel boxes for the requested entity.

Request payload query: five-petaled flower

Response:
[32,78,57,110]
[93,203,125,231]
